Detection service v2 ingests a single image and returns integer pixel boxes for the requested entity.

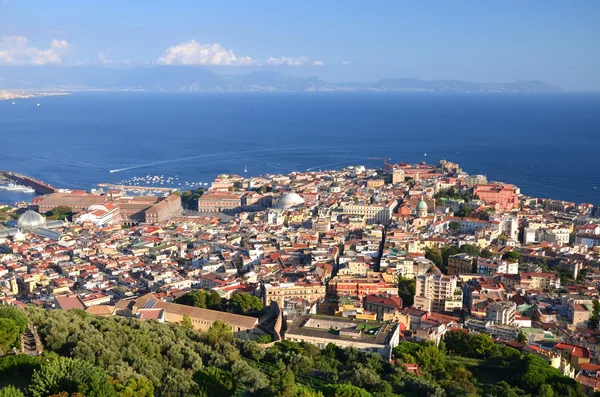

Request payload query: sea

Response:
[0,92,599,206]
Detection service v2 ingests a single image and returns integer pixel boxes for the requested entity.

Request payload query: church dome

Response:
[17,210,46,232]
[426,265,443,275]
[417,199,428,210]
[277,192,305,210]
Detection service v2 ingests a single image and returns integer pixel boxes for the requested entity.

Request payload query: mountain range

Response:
[0,66,563,93]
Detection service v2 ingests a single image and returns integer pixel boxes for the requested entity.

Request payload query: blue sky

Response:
[0,1,599,89]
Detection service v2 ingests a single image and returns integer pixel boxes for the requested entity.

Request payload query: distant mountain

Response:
[0,66,563,93]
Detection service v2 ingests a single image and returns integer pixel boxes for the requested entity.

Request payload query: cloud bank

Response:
[157,40,260,66]
[0,36,71,65]
[157,41,324,67]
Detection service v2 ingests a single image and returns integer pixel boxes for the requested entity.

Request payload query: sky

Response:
[0,1,599,90]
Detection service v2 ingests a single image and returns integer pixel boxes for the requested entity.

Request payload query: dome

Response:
[417,199,428,210]
[277,192,305,210]
[426,265,443,276]
[17,210,46,232]
[12,231,25,241]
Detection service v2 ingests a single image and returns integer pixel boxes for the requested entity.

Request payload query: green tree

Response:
[0,318,20,353]
[208,291,223,310]
[397,276,416,307]
[203,320,233,346]
[537,384,555,397]
[269,362,296,397]
[114,377,154,397]
[180,315,193,330]
[480,249,494,259]
[193,366,237,397]
[448,221,461,234]
[460,244,480,256]
[0,307,28,334]
[230,292,263,314]
[516,330,527,344]
[256,334,273,344]
[322,384,372,397]
[0,386,24,397]
[29,356,117,397]
[502,251,520,263]
[415,343,446,376]
[425,248,443,266]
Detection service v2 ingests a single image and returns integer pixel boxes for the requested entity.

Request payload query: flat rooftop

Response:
[286,314,396,346]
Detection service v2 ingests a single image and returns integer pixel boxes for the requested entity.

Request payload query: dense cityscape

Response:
[0,159,599,396]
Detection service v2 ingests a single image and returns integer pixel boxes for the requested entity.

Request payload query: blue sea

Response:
[0,92,599,206]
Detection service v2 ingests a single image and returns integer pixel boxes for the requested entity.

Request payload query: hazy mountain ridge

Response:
[0,66,563,92]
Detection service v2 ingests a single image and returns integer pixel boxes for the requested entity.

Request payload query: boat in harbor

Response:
[0,183,36,193]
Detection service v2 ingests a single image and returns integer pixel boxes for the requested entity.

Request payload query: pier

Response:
[0,171,58,195]
[98,183,176,193]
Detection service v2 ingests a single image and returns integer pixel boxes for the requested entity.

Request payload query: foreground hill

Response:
[0,306,584,396]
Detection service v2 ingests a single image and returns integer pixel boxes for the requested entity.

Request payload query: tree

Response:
[181,315,193,330]
[397,276,416,307]
[29,356,117,397]
[114,377,154,397]
[460,244,480,256]
[516,330,527,344]
[425,248,443,266]
[193,366,237,397]
[256,334,273,344]
[208,290,223,310]
[455,205,471,218]
[0,318,20,354]
[448,221,461,234]
[322,384,372,397]
[502,251,520,263]
[480,249,494,259]
[268,362,296,397]
[203,320,233,346]
[229,292,263,314]
[46,206,74,221]
[0,307,28,334]
[0,386,24,397]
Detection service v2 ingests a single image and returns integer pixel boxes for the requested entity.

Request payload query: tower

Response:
[417,199,428,218]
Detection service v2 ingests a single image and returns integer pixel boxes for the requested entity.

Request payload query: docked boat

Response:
[0,183,35,192]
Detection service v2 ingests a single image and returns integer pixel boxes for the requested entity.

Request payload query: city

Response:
[1,159,600,395]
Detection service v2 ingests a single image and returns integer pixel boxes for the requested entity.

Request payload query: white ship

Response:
[0,183,35,193]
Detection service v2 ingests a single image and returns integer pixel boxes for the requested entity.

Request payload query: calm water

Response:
[0,92,599,205]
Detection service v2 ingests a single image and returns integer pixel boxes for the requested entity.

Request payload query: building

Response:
[285,315,400,360]
[417,199,428,218]
[342,199,397,225]
[363,294,402,321]
[74,203,121,226]
[486,301,517,325]
[116,293,264,339]
[476,258,518,275]
[198,191,244,213]
[263,282,325,307]
[570,303,591,328]
[473,184,519,212]
[520,272,561,290]
[329,275,398,300]
[414,274,461,312]
[448,253,476,275]
[277,192,305,210]
[35,193,107,213]
[144,194,183,223]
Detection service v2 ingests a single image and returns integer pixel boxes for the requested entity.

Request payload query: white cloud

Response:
[157,40,260,66]
[266,56,325,67]
[342,60,350,65]
[0,36,71,65]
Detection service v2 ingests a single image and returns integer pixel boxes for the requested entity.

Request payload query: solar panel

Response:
[142,299,156,309]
